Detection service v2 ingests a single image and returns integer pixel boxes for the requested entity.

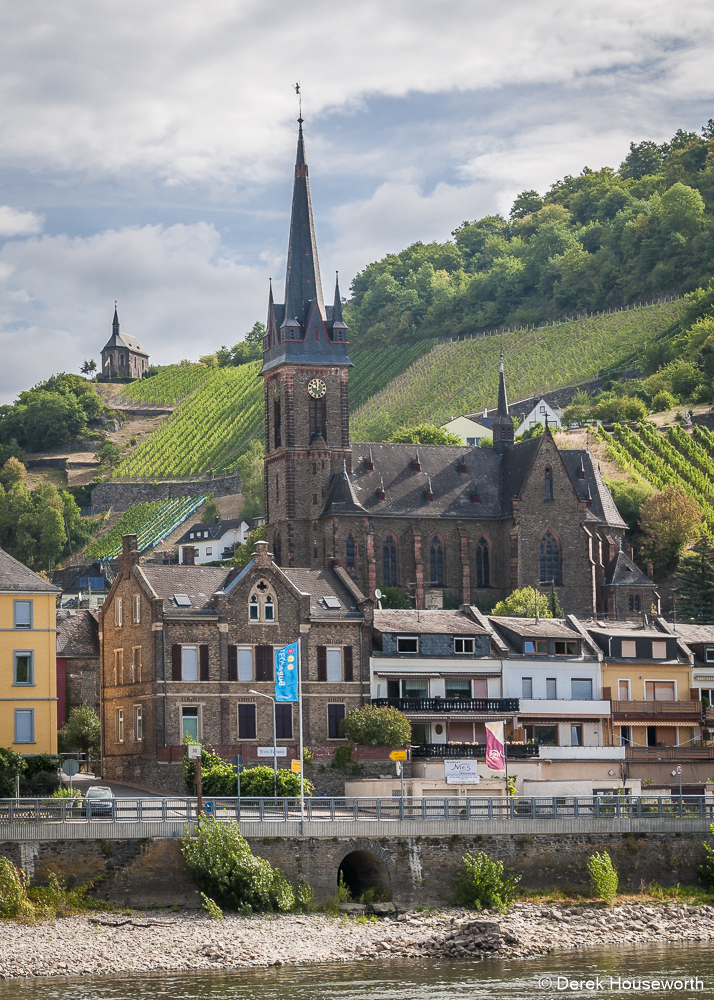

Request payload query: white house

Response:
[177,518,250,565]
[442,415,493,446]
[514,398,562,437]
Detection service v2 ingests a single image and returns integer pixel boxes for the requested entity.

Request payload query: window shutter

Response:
[200,645,209,681]
[171,645,181,681]
[317,645,327,682]
[228,646,238,682]
[343,646,353,682]
[691,688,699,701]
[602,686,612,701]
[255,645,274,682]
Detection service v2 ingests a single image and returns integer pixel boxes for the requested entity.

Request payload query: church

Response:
[261,121,635,618]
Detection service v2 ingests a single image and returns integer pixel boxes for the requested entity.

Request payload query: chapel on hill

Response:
[101,306,149,380]
[261,120,638,618]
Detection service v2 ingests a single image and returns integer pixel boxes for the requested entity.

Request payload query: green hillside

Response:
[350,298,685,441]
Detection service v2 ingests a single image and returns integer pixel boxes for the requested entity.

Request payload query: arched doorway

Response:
[338,850,392,901]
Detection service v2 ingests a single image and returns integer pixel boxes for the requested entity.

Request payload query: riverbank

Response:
[1,902,714,978]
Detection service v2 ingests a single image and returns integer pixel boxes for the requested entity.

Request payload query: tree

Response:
[343,705,411,746]
[0,747,26,797]
[605,479,653,533]
[39,506,66,569]
[235,440,264,521]
[675,533,714,622]
[202,495,220,523]
[509,189,543,220]
[57,705,101,759]
[97,439,122,467]
[640,485,703,572]
[231,525,266,570]
[549,585,564,617]
[380,586,411,609]
[80,360,97,375]
[0,457,26,490]
[492,586,552,618]
[389,423,461,445]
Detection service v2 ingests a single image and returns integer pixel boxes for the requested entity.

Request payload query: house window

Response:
[13,600,32,629]
[264,596,275,621]
[618,680,630,700]
[328,704,345,739]
[619,725,632,746]
[14,708,34,744]
[135,706,142,741]
[571,678,593,700]
[554,640,579,655]
[238,648,253,682]
[115,598,123,626]
[239,703,256,739]
[132,594,141,624]
[383,536,397,586]
[571,724,582,746]
[116,709,124,742]
[275,703,292,739]
[539,531,561,585]
[397,636,418,654]
[249,596,260,620]
[467,437,476,445]
[346,534,355,568]
[544,467,553,501]
[645,681,675,701]
[524,724,558,745]
[206,547,212,556]
[524,640,548,654]
[454,638,475,654]
[402,678,428,699]
[546,677,557,699]
[327,648,342,682]
[476,537,490,588]
[522,677,533,699]
[707,648,714,663]
[445,679,471,700]
[114,648,123,686]
[132,646,141,683]
[429,536,444,586]
[652,641,667,659]
[13,651,33,685]
[621,640,637,657]
[182,647,198,682]
[181,707,199,742]
[189,533,194,539]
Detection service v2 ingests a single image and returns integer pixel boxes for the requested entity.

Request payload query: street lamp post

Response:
[249,690,278,797]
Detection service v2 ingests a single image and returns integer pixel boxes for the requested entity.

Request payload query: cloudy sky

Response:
[0,0,712,401]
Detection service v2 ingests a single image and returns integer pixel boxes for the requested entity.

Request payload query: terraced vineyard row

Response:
[348,343,434,411]
[598,423,714,525]
[115,364,263,479]
[121,365,213,405]
[85,496,208,560]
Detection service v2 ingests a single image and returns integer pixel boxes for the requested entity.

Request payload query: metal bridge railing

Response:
[0,795,712,825]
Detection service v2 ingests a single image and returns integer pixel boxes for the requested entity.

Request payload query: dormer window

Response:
[706,648,714,663]
[397,636,418,654]
[524,639,548,654]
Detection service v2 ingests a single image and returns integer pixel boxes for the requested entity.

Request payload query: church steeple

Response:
[262,119,351,374]
[491,354,514,453]
[496,354,508,416]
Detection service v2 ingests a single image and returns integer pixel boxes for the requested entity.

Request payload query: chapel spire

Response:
[282,118,324,331]
[332,272,347,340]
[491,354,514,453]
[112,302,120,338]
[497,353,509,416]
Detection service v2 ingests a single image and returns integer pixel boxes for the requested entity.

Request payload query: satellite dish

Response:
[374,589,382,600]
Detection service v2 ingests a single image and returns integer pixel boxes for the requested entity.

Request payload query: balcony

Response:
[411,742,539,759]
[626,745,714,760]
[612,700,701,720]
[372,698,519,713]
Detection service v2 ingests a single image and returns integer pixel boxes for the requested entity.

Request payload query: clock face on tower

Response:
[308,378,327,399]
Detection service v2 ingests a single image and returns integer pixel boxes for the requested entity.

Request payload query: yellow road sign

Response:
[291,759,302,772]
[389,750,408,761]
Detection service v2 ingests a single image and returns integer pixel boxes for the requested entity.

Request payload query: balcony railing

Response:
[372,698,519,713]
[411,743,539,759]
[625,745,714,760]
[612,700,701,717]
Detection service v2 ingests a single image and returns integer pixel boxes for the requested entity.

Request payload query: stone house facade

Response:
[56,609,100,726]
[99,535,372,792]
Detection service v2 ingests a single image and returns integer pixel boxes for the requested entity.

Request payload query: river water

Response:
[0,945,712,999]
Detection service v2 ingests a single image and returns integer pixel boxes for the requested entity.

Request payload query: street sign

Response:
[232,754,244,774]
[187,744,202,760]
[258,746,287,757]
[445,760,480,784]
[675,765,683,775]
[389,750,408,761]
[62,759,79,777]
[291,760,302,773]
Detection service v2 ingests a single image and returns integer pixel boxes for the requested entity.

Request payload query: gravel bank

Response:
[1,903,714,979]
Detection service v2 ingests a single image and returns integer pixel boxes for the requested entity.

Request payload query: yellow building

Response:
[0,549,59,754]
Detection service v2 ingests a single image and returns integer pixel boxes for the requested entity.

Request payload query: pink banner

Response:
[485,721,505,771]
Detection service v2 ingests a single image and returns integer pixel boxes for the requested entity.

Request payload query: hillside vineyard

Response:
[261,120,636,618]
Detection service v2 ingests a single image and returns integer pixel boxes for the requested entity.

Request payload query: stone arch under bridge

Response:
[335,839,397,900]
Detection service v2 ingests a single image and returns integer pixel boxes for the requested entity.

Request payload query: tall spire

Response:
[282,119,324,330]
[497,353,509,416]
[332,271,347,339]
[113,302,119,337]
[491,354,514,454]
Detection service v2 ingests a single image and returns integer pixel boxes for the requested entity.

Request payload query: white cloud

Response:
[0,206,43,236]
[0,223,276,401]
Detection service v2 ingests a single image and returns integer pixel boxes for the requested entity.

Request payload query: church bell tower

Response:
[262,118,352,567]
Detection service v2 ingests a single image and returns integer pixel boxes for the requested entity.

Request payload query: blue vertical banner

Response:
[275,642,299,702]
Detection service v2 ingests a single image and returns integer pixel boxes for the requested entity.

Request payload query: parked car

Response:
[81,786,115,817]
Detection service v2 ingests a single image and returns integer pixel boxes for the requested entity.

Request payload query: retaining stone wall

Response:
[91,475,241,514]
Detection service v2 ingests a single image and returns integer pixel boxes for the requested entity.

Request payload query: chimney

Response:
[377,476,386,502]
[412,449,421,472]
[458,457,468,475]
[646,560,654,580]
[182,546,196,566]
[254,540,273,567]
[120,534,139,570]
[425,478,434,502]
[365,448,374,472]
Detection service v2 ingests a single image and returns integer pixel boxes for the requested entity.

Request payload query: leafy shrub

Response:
[380,586,411,609]
[0,747,25,797]
[699,826,714,889]
[295,881,315,912]
[332,744,354,769]
[0,857,34,921]
[343,705,411,747]
[336,872,352,902]
[492,585,552,618]
[587,851,618,904]
[652,389,677,412]
[58,706,101,759]
[239,765,313,798]
[453,851,521,911]
[182,816,297,912]
[201,893,223,920]
[388,423,461,445]
[51,787,82,798]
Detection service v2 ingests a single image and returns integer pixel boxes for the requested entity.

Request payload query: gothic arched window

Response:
[429,536,444,586]
[476,536,490,588]
[539,530,561,585]
[544,467,553,501]
[346,533,355,568]
[273,531,282,567]
[383,536,397,586]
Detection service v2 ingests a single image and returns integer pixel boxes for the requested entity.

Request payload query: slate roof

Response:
[176,518,246,545]
[672,624,714,644]
[137,565,228,615]
[0,549,59,593]
[373,609,489,635]
[280,566,366,618]
[320,464,368,517]
[102,308,148,357]
[56,609,99,657]
[490,616,582,638]
[602,549,656,588]
[50,562,107,593]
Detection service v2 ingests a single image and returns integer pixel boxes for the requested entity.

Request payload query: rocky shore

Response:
[1,902,713,979]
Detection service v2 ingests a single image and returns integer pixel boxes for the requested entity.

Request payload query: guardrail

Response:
[412,743,539,759]
[371,698,519,713]
[1,795,712,825]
